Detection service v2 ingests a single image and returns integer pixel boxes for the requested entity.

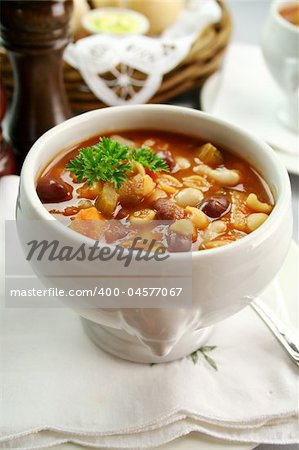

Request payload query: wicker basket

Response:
[0,1,232,112]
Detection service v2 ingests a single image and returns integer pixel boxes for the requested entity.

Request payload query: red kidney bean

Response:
[200,196,230,219]
[152,198,184,221]
[156,150,176,172]
[166,230,192,252]
[63,206,79,216]
[36,177,72,203]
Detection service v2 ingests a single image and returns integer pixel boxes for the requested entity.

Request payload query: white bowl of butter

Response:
[82,7,150,36]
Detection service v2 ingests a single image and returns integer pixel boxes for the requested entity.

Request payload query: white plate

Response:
[201,69,299,177]
[44,241,298,450]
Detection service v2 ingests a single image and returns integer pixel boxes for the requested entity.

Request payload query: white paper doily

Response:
[64,0,221,105]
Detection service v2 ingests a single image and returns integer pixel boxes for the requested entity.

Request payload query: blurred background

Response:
[227,0,271,44]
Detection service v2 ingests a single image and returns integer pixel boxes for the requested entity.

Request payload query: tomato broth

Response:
[37,130,274,251]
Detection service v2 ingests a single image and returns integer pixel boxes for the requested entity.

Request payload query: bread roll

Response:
[70,0,91,40]
[91,0,119,7]
[122,0,185,35]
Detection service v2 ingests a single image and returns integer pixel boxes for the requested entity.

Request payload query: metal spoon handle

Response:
[251,298,299,366]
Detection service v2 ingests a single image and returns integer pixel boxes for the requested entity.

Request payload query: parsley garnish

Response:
[131,148,168,172]
[67,137,169,189]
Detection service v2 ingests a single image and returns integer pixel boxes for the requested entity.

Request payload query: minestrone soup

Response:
[36,130,274,251]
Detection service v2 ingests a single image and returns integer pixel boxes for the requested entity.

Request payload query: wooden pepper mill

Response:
[0,77,16,177]
[0,0,74,170]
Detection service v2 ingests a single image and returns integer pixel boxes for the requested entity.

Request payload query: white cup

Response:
[261,0,299,132]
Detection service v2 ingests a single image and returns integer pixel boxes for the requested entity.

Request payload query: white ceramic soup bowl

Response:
[17,105,292,363]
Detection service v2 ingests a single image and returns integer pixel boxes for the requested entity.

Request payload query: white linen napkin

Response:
[0,175,298,449]
[212,44,298,155]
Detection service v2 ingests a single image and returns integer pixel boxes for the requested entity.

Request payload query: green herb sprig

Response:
[66,137,169,189]
[131,148,169,172]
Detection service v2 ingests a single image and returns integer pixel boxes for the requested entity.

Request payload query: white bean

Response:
[185,206,209,229]
[148,188,167,202]
[175,156,191,170]
[175,188,203,207]
[129,209,156,223]
[210,220,227,233]
[143,175,156,196]
[247,213,268,231]
[204,240,231,249]
[194,164,240,186]
[202,220,227,242]
[170,219,193,236]
[246,193,272,214]
[157,174,182,194]
[182,175,210,191]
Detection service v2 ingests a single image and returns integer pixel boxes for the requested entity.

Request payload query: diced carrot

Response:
[73,206,102,221]
[70,207,106,240]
